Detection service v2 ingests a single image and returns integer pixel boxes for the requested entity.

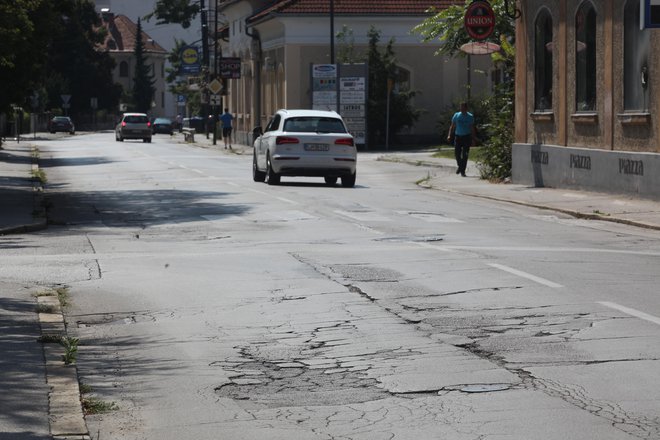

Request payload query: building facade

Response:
[514,0,660,198]
[98,12,169,118]
[95,0,200,118]
[217,0,497,147]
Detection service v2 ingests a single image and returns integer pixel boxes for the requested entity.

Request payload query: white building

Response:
[95,0,201,118]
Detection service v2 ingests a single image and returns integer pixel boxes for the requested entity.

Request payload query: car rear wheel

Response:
[324,176,337,186]
[253,152,266,182]
[265,154,280,185]
[341,172,356,188]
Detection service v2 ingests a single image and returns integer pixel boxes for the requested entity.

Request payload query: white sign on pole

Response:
[61,95,71,105]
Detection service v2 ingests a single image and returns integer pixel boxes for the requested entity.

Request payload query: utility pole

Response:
[330,0,335,64]
[213,0,219,145]
[200,0,210,137]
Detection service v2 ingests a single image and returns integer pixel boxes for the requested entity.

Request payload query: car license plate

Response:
[304,143,329,151]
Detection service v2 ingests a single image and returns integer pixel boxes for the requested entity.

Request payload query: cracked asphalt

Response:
[3,133,660,439]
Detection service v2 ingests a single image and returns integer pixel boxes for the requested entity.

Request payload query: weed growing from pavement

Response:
[79,383,93,394]
[31,168,47,184]
[82,397,118,415]
[593,210,611,216]
[55,287,70,307]
[415,172,432,186]
[60,337,79,365]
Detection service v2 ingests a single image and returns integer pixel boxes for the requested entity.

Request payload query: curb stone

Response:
[37,295,90,439]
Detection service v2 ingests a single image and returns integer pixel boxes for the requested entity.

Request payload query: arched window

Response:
[575,1,597,112]
[119,61,129,77]
[534,9,553,111]
[624,0,650,111]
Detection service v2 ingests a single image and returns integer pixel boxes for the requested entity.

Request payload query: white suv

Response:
[252,109,357,187]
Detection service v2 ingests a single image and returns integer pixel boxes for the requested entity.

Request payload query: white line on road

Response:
[413,242,454,252]
[488,263,563,288]
[276,196,298,205]
[598,301,660,326]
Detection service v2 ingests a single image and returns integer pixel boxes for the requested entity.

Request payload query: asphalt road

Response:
[7,132,660,439]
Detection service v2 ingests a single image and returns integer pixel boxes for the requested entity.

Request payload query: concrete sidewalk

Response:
[0,142,46,235]
[378,150,660,231]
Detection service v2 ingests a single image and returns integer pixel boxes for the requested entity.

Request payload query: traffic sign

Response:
[61,94,72,105]
[210,94,221,106]
[208,79,223,95]
[464,1,496,40]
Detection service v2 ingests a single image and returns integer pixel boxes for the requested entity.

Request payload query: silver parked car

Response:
[115,113,152,143]
[252,109,357,187]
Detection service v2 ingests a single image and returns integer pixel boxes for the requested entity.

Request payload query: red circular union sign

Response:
[464,1,496,40]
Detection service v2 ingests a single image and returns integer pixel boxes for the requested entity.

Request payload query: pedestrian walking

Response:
[219,108,233,149]
[175,113,183,132]
[447,102,476,177]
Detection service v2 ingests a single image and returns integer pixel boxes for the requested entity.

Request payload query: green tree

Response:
[44,0,121,117]
[0,0,54,115]
[366,26,422,146]
[145,0,199,28]
[413,0,515,180]
[131,18,156,113]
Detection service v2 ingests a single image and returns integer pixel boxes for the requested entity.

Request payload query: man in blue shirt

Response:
[219,108,233,149]
[447,102,476,177]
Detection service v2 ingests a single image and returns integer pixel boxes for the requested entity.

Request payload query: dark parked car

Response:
[49,116,75,134]
[152,118,174,135]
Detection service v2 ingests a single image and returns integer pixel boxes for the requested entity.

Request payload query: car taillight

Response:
[147,121,151,127]
[276,136,299,145]
[335,138,354,146]
[122,121,126,127]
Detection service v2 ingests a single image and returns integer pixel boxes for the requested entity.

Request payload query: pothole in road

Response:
[215,360,389,407]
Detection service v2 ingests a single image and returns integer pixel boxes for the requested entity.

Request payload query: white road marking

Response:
[488,263,563,288]
[398,211,463,223]
[598,301,660,326]
[267,210,316,221]
[413,242,454,252]
[334,210,391,222]
[276,196,298,205]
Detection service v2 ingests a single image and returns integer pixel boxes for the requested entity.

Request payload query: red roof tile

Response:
[248,0,460,23]
[98,14,167,54]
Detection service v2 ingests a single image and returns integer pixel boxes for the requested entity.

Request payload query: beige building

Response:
[98,12,169,117]
[514,0,660,198]
[217,0,496,146]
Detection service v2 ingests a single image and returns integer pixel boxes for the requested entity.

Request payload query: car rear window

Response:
[283,117,346,133]
[124,115,149,123]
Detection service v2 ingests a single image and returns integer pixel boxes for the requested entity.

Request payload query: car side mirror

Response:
[253,126,263,137]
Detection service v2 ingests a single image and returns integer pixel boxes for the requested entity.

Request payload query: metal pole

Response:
[213,0,218,145]
[200,0,210,138]
[330,0,335,64]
